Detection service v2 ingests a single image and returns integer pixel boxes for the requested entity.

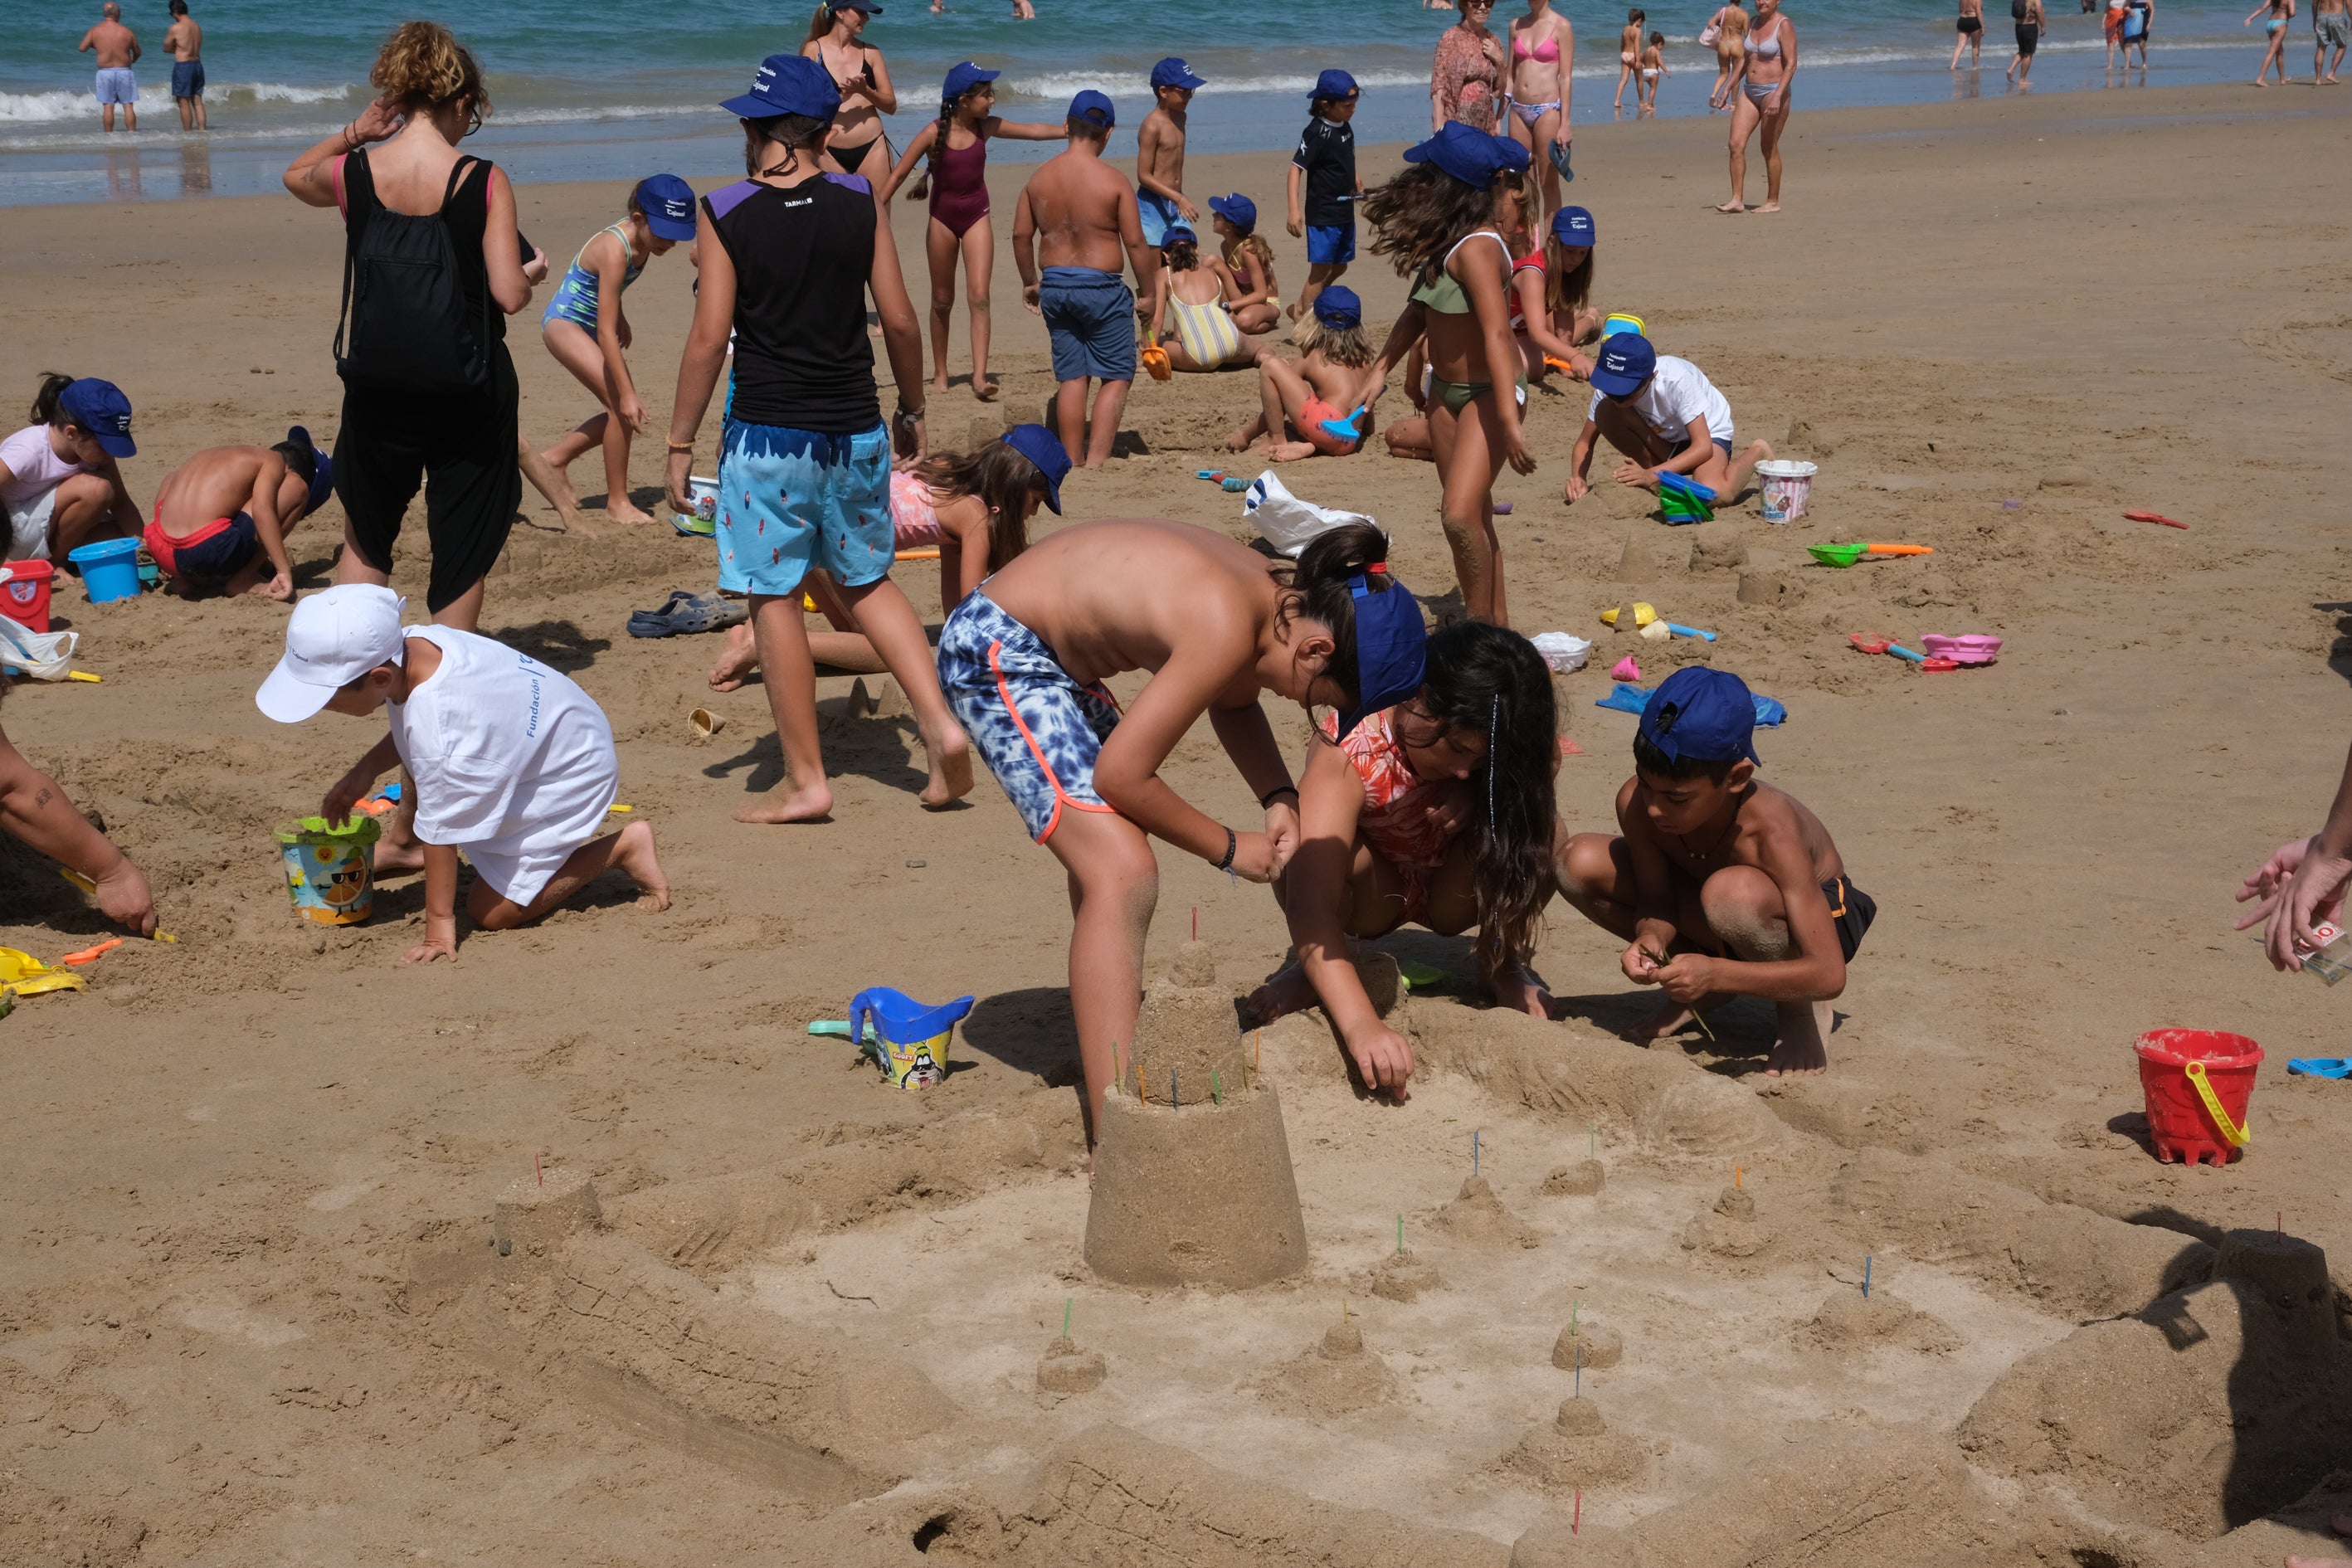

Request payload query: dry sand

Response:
[7,83,2352,1566]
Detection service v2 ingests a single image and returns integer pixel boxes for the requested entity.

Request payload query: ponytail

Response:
[804,3,835,44]
[1411,621,1559,976]
[1276,521,1395,723]
[31,373,74,428]
[914,440,1047,571]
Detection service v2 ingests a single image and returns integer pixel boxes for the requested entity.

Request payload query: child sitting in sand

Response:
[707,424,1070,689]
[1249,620,1563,1098]
[935,519,1425,1151]
[257,583,670,963]
[2,374,139,564]
[145,426,332,600]
[1565,333,1771,506]
[1556,665,1871,1078]
[1147,225,1262,372]
[1225,286,1377,460]
[539,175,697,525]
[1207,193,1283,335]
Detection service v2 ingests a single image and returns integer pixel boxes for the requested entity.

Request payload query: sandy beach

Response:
[7,80,2352,1565]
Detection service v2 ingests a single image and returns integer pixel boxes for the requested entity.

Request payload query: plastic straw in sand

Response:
[1570,1300,1580,1334]
[1212,1069,1223,1105]
[1171,1070,1178,1108]
[1064,1298,1072,1337]
[534,1152,543,1187]
[1396,1214,1404,1254]
[1573,1491,1582,1535]
[1863,1256,1872,1299]
[1473,1129,1480,1176]
[1735,1165,1741,1190]
[1575,1340,1583,1397]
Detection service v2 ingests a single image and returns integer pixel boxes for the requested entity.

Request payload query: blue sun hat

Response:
[1638,666,1761,767]
[57,378,134,458]
[1404,120,1516,186]
[720,54,841,120]
[1069,89,1116,129]
[1152,57,1207,90]
[634,173,698,241]
[1552,206,1595,246]
[942,61,998,102]
[1332,565,1426,740]
[1590,332,1658,397]
[1207,192,1257,229]
[1312,285,1361,329]
[1000,424,1070,514]
[1311,68,1361,104]
[287,426,334,515]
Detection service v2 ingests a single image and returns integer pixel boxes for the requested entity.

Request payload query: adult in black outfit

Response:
[282,21,544,631]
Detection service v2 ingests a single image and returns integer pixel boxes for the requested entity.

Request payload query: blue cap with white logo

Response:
[286,425,334,515]
[1312,68,1360,103]
[1589,332,1657,397]
[942,61,999,102]
[1069,89,1115,128]
[1152,57,1207,90]
[719,53,841,120]
[1207,192,1256,230]
[1404,121,1516,187]
[635,173,697,241]
[1552,205,1595,246]
[57,377,134,459]
[1638,666,1761,767]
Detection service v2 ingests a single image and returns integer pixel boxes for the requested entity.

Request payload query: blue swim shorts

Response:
[95,67,137,105]
[1306,224,1356,266]
[937,592,1122,842]
[172,60,206,99]
[1039,265,1137,384]
[1136,187,1182,247]
[715,418,894,598]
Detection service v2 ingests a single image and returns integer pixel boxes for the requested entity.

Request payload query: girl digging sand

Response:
[1147,224,1264,372]
[539,176,696,523]
[1227,285,1376,460]
[936,519,1426,1151]
[1208,192,1283,334]
[1249,619,1562,1098]
[881,62,1062,400]
[1348,122,1537,625]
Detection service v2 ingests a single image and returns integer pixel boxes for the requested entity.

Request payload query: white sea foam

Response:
[0,80,354,122]
[1001,67,1433,99]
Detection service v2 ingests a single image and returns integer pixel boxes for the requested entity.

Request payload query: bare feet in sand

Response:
[1492,964,1552,1018]
[374,837,426,875]
[1225,428,1258,453]
[1753,200,1781,213]
[709,623,757,693]
[974,377,1000,402]
[917,713,975,808]
[1763,1001,1833,1078]
[605,499,659,525]
[1715,200,1748,213]
[735,778,834,825]
[1626,996,1696,1044]
[611,818,672,911]
[1246,958,1319,1027]
[1268,441,1319,462]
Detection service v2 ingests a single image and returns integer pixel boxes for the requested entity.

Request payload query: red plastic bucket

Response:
[0,560,53,634]
[2134,1029,2262,1166]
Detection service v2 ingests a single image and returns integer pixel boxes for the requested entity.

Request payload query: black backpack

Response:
[334,154,493,397]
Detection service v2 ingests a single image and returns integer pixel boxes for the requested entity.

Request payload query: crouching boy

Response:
[1556,666,1871,1077]
[256,584,668,962]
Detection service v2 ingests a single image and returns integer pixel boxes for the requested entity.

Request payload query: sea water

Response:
[0,0,2293,204]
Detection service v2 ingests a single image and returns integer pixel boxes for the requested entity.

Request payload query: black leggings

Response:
[333,348,520,613]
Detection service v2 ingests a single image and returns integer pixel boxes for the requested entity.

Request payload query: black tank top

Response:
[342,148,503,345]
[704,173,880,434]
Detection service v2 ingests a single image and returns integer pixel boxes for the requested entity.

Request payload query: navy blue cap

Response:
[1403,120,1516,187]
[1639,666,1760,767]
[1312,285,1361,329]
[720,53,841,120]
[286,426,333,515]
[57,377,134,458]
[1069,89,1115,128]
[1551,205,1595,246]
[1334,568,1427,741]
[1312,68,1360,102]
[1493,135,1531,174]
[1000,423,1070,514]
[1590,333,1656,397]
[942,61,999,102]
[828,0,880,12]
[1152,56,1207,90]
[1161,223,1198,248]
[635,173,698,241]
[1207,192,1256,229]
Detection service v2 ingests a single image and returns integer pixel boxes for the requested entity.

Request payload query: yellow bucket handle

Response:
[2183,1059,2250,1147]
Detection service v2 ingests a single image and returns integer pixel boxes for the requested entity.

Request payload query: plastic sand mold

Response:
[0,947,86,997]
[846,986,974,1088]
[1600,602,1656,630]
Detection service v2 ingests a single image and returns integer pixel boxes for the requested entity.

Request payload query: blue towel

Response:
[1595,682,1786,727]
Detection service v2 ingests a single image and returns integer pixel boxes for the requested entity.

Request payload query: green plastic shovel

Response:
[1806,542,1936,568]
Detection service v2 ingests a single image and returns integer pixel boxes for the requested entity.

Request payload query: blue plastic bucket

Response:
[847,986,975,1088]
[68,537,144,604]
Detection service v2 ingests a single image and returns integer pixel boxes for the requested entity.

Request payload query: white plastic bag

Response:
[0,617,78,681]
[1242,471,1378,558]
[1529,632,1590,673]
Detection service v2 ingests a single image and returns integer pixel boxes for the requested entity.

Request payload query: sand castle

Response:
[1082,942,1308,1289]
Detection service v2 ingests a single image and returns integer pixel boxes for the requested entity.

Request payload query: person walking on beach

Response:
[1707,2,1750,110]
[2318,0,2349,80]
[165,1,205,130]
[802,2,897,179]
[1953,0,1987,69]
[79,3,141,133]
[1503,0,1574,215]
[1014,91,1159,468]
[282,22,540,632]
[2247,0,2296,83]
[1288,70,1361,327]
[1433,0,1505,133]
[2121,0,2154,63]
[1613,9,1645,112]
[1719,0,1794,212]
[2008,0,2046,84]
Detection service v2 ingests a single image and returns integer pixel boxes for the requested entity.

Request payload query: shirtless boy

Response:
[1556,666,1873,1078]
[2319,0,2349,81]
[165,0,205,131]
[78,3,141,133]
[1014,90,1159,468]
[146,426,332,599]
[1135,57,1205,246]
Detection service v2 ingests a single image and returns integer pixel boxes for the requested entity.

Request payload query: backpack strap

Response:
[331,148,373,371]
[444,157,496,382]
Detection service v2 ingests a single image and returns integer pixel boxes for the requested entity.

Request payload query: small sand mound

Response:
[1551,1318,1624,1371]
[1371,1249,1444,1303]
[1036,1336,1107,1395]
[1539,1161,1605,1196]
[1254,1320,1399,1419]
[1681,1185,1772,1259]
[1501,1397,1649,1491]
[1434,1176,1538,1249]
[1799,1290,1960,1355]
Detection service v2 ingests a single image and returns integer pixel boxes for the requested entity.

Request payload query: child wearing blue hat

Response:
[1227,285,1378,460]
[1136,57,1207,246]
[1206,193,1282,335]
[2,373,140,564]
[1288,70,1362,327]
[144,426,334,600]
[933,518,1421,1155]
[1566,332,1772,507]
[1557,665,1872,1077]
[1347,121,1537,625]
[539,174,699,524]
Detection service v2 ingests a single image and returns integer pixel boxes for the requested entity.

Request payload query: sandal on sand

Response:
[628,591,747,640]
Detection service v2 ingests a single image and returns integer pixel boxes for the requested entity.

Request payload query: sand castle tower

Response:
[1083,942,1309,1288]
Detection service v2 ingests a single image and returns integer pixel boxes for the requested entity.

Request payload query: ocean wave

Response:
[0,80,354,123]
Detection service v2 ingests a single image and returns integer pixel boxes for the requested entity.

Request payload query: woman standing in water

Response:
[803,2,898,179]
[1503,0,1574,216]
[1719,0,1795,213]
[1432,0,1506,132]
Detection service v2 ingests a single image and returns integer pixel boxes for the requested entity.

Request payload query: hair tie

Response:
[1366,562,1388,575]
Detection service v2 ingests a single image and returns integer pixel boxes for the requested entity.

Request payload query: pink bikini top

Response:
[1513,32,1561,61]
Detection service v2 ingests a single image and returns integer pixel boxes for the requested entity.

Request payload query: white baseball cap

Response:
[256,584,408,723]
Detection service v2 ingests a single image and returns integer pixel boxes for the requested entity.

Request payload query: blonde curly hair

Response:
[370,22,490,124]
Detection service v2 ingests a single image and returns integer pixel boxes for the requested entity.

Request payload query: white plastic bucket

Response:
[687,475,719,522]
[1757,460,1817,524]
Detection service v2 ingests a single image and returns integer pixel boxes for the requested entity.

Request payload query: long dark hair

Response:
[1361,162,1507,292]
[1546,236,1594,317]
[1405,621,1558,975]
[1273,521,1400,727]
[913,440,1045,572]
[30,373,74,428]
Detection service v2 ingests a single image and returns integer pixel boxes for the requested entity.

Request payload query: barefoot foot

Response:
[1626,996,1695,1045]
[974,377,1001,402]
[1245,957,1321,1027]
[1762,1001,1832,1078]
[734,781,834,824]
[612,818,672,911]
[1715,201,1747,213]
[373,838,426,875]
[1269,441,1318,461]
[709,623,757,693]
[1491,963,1552,1019]
[606,503,659,525]
[917,713,975,807]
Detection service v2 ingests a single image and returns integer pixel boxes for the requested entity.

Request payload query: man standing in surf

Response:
[77,2,142,133]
